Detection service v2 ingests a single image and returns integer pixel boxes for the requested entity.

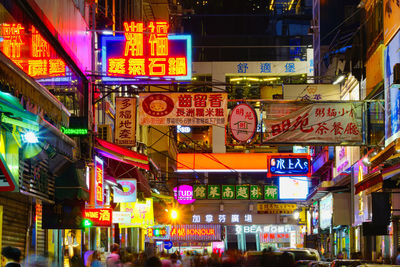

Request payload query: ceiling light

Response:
[333,75,346,85]
[22,131,39,144]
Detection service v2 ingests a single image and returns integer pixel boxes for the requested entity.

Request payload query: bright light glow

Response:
[269,0,275,10]
[362,157,371,166]
[22,131,39,143]
[171,209,178,220]
[230,77,243,82]
[293,211,300,220]
[288,0,296,10]
[103,30,114,35]
[262,77,279,81]
[279,176,309,200]
[246,77,259,81]
[333,75,345,85]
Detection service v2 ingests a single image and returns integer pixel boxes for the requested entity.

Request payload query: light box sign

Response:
[120,198,154,228]
[170,224,221,242]
[114,179,137,203]
[101,21,192,83]
[94,156,104,206]
[278,176,309,200]
[84,208,112,227]
[268,155,310,177]
[173,185,195,205]
[146,226,170,240]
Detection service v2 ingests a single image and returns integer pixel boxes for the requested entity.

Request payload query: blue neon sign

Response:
[269,157,309,175]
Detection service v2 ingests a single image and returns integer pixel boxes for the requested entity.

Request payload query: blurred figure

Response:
[395,247,400,264]
[145,257,162,267]
[279,252,296,267]
[70,247,85,267]
[182,251,192,267]
[90,251,102,267]
[170,253,182,267]
[107,243,121,267]
[24,255,49,267]
[1,246,21,267]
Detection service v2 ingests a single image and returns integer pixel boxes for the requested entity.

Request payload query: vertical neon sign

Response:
[95,156,104,206]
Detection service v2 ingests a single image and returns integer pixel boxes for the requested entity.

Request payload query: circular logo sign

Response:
[229,103,257,143]
[115,181,136,196]
[164,241,173,250]
[142,94,174,117]
[173,185,196,205]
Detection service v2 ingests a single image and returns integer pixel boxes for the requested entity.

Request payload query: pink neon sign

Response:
[173,185,196,205]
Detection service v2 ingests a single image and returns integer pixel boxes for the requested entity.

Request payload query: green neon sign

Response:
[1,114,39,131]
[61,127,88,135]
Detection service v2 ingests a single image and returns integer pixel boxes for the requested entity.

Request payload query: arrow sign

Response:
[164,241,173,250]
[0,154,17,192]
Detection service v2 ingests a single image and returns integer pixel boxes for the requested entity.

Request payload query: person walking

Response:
[107,243,122,267]
[395,247,400,265]
[1,246,21,267]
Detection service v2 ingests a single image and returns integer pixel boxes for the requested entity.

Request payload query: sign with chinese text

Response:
[170,224,221,241]
[173,185,196,205]
[84,208,112,227]
[195,184,281,200]
[120,198,154,228]
[114,179,137,203]
[112,211,131,224]
[263,102,363,144]
[235,224,295,235]
[257,203,297,214]
[192,214,253,224]
[207,185,221,199]
[319,194,333,230]
[268,155,310,176]
[250,185,263,200]
[101,21,191,83]
[222,185,235,200]
[229,103,257,143]
[264,185,278,200]
[236,185,249,199]
[0,24,67,78]
[94,156,104,206]
[139,93,228,126]
[115,98,136,146]
[283,84,340,100]
[193,185,207,199]
[278,177,309,200]
[146,226,170,240]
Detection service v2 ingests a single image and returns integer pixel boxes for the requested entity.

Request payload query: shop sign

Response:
[257,203,297,214]
[0,24,67,78]
[101,20,191,82]
[335,146,350,176]
[139,93,228,126]
[264,185,278,200]
[146,226,169,239]
[114,179,137,203]
[229,103,257,143]
[94,156,104,206]
[115,98,136,146]
[173,185,195,204]
[353,160,369,226]
[192,214,252,224]
[319,194,333,230]
[177,125,191,133]
[235,224,295,234]
[60,127,88,136]
[268,155,310,176]
[283,84,340,101]
[384,0,400,45]
[84,208,112,227]
[194,184,279,200]
[170,224,221,241]
[112,211,131,224]
[120,198,155,228]
[278,176,309,200]
[263,102,363,144]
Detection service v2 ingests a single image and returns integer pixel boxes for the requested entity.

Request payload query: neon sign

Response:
[0,24,67,78]
[84,208,112,227]
[146,226,169,239]
[268,154,310,177]
[170,225,221,241]
[173,185,195,205]
[60,127,88,136]
[94,156,104,206]
[101,20,192,83]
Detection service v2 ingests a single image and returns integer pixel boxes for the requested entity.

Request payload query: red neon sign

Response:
[84,208,112,227]
[106,21,187,77]
[170,227,215,237]
[94,156,104,206]
[0,24,66,77]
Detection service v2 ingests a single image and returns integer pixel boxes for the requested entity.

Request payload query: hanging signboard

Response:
[173,185,196,205]
[114,179,137,203]
[139,93,228,126]
[229,103,257,143]
[83,208,112,227]
[101,20,192,83]
[119,198,155,228]
[112,211,131,224]
[146,226,170,240]
[170,224,221,242]
[94,156,104,206]
[193,184,279,200]
[263,102,363,144]
[115,98,136,146]
[257,203,297,214]
[267,154,310,177]
[278,177,309,200]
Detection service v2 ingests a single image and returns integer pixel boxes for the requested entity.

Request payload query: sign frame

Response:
[229,103,257,143]
[267,153,311,178]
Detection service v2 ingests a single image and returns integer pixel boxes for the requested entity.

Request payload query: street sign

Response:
[164,241,173,250]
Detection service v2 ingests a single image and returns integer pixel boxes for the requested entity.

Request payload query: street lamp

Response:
[171,209,178,220]
[22,131,39,143]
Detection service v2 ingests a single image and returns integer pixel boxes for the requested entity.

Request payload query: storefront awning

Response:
[95,138,149,170]
[355,171,382,195]
[55,163,89,201]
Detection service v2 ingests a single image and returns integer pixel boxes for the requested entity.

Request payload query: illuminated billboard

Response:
[101,21,192,83]
[278,176,309,200]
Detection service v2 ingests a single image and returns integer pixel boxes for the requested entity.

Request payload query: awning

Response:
[95,138,149,170]
[55,163,89,201]
[369,140,397,168]
[355,171,382,195]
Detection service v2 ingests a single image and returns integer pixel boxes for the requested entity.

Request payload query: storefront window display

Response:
[64,230,82,267]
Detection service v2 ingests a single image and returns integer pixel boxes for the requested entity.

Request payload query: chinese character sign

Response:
[120,198,155,228]
[269,156,310,176]
[101,21,191,82]
[193,185,207,199]
[229,103,257,143]
[84,208,112,226]
[115,98,136,146]
[170,224,221,241]
[263,102,363,144]
[0,24,67,78]
[264,185,278,200]
[139,93,228,126]
[94,156,104,206]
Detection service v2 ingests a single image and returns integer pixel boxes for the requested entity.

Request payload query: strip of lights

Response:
[1,114,39,131]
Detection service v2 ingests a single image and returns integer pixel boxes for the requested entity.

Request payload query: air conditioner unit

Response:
[98,124,112,142]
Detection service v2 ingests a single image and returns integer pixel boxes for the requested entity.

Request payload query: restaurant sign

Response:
[263,102,363,144]
[170,224,221,241]
[83,208,112,227]
[115,98,136,146]
[193,184,277,200]
[267,154,310,177]
[139,93,228,126]
[229,103,257,143]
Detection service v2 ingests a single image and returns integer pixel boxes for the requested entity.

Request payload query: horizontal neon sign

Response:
[101,21,192,83]
[83,208,112,227]
[60,127,88,135]
[169,225,221,241]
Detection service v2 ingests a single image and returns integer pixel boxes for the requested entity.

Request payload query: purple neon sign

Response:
[173,185,196,205]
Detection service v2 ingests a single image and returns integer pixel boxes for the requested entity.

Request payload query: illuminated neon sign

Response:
[170,225,221,241]
[101,21,192,83]
[146,226,169,239]
[94,156,104,206]
[267,154,310,177]
[0,24,67,78]
[60,127,88,136]
[84,208,112,227]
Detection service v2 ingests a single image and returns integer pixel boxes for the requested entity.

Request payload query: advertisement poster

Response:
[139,93,228,126]
[120,198,154,228]
[384,0,400,45]
[114,179,137,203]
[115,98,136,146]
[263,102,363,144]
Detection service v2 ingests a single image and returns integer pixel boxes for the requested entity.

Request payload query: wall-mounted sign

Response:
[192,214,252,224]
[146,226,169,239]
[164,241,173,250]
[319,194,333,230]
[170,224,221,241]
[193,184,279,200]
[229,103,257,143]
[114,179,137,203]
[177,125,191,133]
[112,211,131,224]
[115,98,136,146]
[235,224,295,235]
[173,185,195,205]
[94,156,104,206]
[101,20,192,83]
[268,155,310,177]
[60,127,88,136]
[120,198,154,228]
[263,102,363,144]
[264,185,278,200]
[83,208,112,227]
[257,203,297,214]
[278,176,309,200]
[139,93,228,126]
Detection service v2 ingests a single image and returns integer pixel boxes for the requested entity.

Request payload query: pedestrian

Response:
[90,251,102,267]
[395,247,400,265]
[1,246,22,267]
[107,243,122,267]
[145,257,162,267]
